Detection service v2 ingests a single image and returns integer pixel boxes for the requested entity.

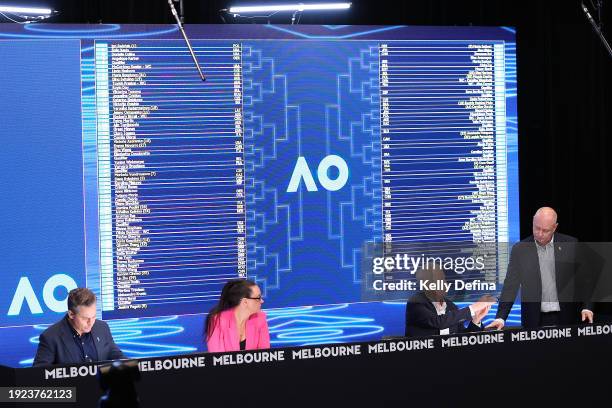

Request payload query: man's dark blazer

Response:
[405,292,483,337]
[32,316,124,367]
[496,233,593,328]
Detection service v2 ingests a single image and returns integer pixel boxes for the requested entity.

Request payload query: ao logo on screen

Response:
[7,274,78,316]
[287,155,349,192]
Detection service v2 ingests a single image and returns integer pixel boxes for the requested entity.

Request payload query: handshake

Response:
[468,295,497,325]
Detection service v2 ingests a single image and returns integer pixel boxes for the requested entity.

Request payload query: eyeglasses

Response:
[246,296,264,302]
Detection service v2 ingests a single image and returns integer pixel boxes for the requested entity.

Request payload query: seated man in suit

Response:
[405,267,493,337]
[33,288,124,367]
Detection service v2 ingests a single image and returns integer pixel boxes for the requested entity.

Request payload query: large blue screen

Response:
[0,24,520,367]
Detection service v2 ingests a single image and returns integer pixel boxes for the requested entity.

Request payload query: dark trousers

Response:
[540,311,561,327]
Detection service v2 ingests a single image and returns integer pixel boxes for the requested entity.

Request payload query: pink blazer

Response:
[206,309,270,353]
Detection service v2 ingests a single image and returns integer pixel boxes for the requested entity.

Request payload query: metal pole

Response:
[179,0,185,24]
[581,2,612,58]
[168,0,206,80]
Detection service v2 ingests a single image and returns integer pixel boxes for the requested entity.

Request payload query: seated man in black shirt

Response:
[405,267,493,337]
[33,287,124,367]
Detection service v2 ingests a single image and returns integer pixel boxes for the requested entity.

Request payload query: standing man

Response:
[487,207,594,329]
[33,288,124,367]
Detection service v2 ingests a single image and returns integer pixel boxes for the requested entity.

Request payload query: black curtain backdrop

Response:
[32,0,612,240]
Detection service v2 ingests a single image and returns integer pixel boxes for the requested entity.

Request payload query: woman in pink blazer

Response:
[205,279,271,352]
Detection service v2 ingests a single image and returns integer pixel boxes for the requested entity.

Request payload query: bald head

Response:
[534,207,557,224]
[533,207,558,246]
[416,267,447,302]
[416,267,445,283]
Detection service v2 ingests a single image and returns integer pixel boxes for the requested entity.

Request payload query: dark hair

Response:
[205,279,257,340]
[67,288,96,313]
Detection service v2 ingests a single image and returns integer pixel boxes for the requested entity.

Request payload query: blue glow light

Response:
[22,316,197,365]
[265,24,405,39]
[0,25,178,39]
[25,24,121,34]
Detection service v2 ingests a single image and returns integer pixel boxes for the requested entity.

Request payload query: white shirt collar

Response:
[431,301,447,315]
[535,234,554,249]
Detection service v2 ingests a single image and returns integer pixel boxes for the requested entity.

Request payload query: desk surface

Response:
[2,323,611,407]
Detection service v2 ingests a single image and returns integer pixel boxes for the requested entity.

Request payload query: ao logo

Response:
[7,274,78,316]
[287,155,349,192]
